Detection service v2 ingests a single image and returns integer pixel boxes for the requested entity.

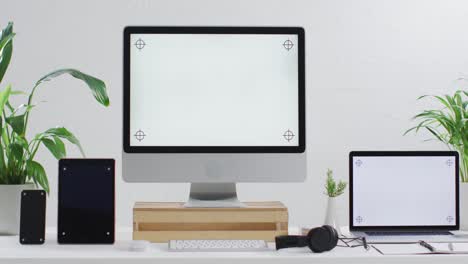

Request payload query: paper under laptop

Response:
[373,242,468,255]
[353,232,468,243]
[341,226,468,244]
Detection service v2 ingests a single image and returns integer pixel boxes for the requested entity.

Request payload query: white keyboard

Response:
[169,239,269,252]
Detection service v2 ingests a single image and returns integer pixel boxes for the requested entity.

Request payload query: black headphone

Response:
[275,225,338,253]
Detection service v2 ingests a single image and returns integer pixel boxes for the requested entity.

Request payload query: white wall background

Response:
[1,0,467,229]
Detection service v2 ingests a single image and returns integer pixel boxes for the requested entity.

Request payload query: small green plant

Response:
[324,169,347,197]
[405,90,467,182]
[0,22,110,193]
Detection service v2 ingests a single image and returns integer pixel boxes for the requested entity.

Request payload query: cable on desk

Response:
[337,236,369,250]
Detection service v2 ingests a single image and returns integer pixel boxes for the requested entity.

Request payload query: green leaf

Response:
[26,160,49,194]
[0,22,14,83]
[41,137,66,159]
[1,123,9,147]
[0,84,11,114]
[14,135,29,152]
[0,40,12,84]
[0,117,5,175]
[35,68,109,107]
[9,142,24,161]
[434,95,451,110]
[53,136,66,156]
[0,34,14,54]
[0,22,14,48]
[43,127,85,157]
[324,168,347,197]
[5,113,26,136]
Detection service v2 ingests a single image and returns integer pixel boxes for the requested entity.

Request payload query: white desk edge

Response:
[0,227,467,264]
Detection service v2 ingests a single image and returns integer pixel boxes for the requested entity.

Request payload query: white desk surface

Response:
[1,227,467,264]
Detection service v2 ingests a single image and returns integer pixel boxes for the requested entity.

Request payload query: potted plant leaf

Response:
[405,89,467,229]
[0,22,110,235]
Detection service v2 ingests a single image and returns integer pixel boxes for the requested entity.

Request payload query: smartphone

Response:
[58,159,115,244]
[19,190,46,244]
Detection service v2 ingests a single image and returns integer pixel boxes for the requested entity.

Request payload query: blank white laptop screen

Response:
[352,155,457,227]
[130,33,299,147]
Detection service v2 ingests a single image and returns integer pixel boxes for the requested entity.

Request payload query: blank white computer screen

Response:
[352,156,457,227]
[129,33,299,146]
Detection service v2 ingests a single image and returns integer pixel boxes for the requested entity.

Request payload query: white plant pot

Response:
[460,183,468,231]
[0,184,35,235]
[324,197,340,232]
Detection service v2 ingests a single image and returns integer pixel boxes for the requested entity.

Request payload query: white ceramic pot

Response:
[460,183,468,231]
[0,184,35,235]
[325,197,340,232]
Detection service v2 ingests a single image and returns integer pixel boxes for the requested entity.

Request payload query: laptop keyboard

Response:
[365,231,452,236]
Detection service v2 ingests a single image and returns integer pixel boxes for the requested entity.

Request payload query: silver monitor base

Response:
[184,183,246,208]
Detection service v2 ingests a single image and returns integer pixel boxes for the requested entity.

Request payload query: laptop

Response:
[349,151,461,243]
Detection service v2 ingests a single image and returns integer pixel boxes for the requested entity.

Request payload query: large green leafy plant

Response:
[405,90,467,182]
[0,22,109,193]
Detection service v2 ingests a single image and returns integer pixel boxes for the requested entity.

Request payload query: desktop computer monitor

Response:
[123,27,306,207]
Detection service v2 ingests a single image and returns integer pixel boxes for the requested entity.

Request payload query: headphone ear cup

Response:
[307,227,328,253]
[307,225,338,253]
[321,225,338,250]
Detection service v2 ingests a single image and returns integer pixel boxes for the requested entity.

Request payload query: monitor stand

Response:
[184,183,246,208]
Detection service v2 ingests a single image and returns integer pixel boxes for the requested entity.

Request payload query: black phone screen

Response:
[58,159,115,244]
[20,190,46,244]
